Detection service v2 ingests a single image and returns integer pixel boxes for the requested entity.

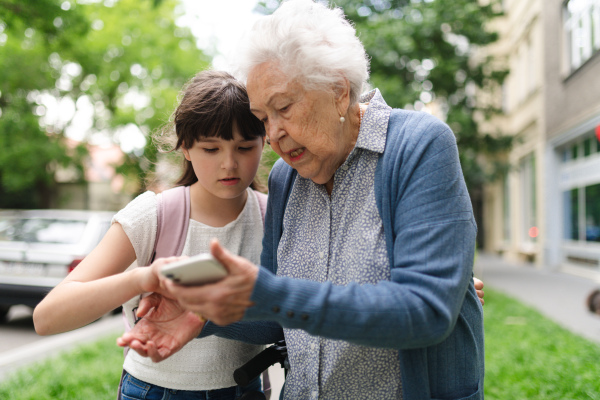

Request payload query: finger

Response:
[210,239,259,287]
[137,294,161,318]
[146,342,167,363]
[473,277,484,290]
[128,339,150,357]
[116,332,136,347]
[210,239,237,274]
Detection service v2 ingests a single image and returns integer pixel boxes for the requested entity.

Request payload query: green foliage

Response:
[0,0,210,208]
[0,333,123,400]
[0,0,88,207]
[257,0,513,191]
[484,289,600,399]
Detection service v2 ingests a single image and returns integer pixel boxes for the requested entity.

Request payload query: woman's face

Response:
[247,62,354,187]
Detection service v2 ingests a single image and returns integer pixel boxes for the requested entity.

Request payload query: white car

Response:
[0,209,114,321]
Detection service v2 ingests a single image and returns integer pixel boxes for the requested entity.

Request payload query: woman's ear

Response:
[182,148,191,161]
[334,77,351,116]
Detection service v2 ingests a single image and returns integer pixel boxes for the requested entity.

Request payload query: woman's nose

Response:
[267,119,284,144]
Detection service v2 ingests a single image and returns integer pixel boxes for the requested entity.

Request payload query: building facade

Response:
[482,0,600,277]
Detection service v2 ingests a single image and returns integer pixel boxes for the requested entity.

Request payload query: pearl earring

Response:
[339,116,345,123]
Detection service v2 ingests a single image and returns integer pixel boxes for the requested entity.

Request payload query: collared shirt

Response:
[277,89,403,399]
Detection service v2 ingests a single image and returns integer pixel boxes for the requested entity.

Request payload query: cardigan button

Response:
[286,311,295,318]
[272,306,280,313]
[301,314,309,321]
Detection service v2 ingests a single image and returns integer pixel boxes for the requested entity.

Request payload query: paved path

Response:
[474,252,600,344]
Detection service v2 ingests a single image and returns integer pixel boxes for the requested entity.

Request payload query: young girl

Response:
[33,70,270,399]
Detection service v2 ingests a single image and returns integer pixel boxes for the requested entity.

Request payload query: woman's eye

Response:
[280,104,290,112]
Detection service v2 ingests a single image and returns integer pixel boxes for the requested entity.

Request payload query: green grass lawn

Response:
[484,289,600,400]
[1,289,600,399]
[0,333,123,400]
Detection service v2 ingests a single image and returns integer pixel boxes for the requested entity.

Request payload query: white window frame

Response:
[564,0,600,72]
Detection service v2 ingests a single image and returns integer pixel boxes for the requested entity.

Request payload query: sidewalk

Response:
[474,252,600,344]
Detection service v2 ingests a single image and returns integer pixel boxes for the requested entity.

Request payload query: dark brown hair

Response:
[159,70,266,189]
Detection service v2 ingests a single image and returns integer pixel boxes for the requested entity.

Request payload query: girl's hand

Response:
[117,293,205,362]
[138,256,188,297]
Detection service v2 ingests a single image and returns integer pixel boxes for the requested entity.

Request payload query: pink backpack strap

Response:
[152,185,191,261]
[255,191,268,224]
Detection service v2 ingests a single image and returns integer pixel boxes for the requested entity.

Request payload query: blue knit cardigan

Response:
[206,108,484,399]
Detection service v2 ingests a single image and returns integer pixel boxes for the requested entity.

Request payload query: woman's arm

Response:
[33,223,156,335]
[242,112,480,349]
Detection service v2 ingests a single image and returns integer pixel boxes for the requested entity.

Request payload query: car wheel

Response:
[0,305,10,323]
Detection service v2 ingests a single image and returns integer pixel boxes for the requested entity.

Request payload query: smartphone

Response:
[159,253,227,286]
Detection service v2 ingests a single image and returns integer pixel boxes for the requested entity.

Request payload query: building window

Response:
[560,130,600,164]
[520,153,537,242]
[564,0,600,72]
[563,183,600,242]
[586,183,600,242]
[564,188,580,240]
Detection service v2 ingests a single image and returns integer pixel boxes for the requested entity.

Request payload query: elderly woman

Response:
[119,1,484,399]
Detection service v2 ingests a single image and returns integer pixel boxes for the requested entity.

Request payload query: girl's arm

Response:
[33,223,154,335]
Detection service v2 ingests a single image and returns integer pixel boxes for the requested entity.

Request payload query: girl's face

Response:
[182,126,264,201]
[247,62,354,188]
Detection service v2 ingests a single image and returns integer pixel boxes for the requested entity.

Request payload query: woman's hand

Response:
[159,239,259,326]
[474,277,484,306]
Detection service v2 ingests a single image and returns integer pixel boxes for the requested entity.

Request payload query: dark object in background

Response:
[586,289,600,315]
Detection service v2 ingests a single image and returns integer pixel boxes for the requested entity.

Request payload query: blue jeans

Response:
[120,371,262,400]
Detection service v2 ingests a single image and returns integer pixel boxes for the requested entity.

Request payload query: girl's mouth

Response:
[220,178,240,186]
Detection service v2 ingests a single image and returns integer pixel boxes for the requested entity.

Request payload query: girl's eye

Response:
[203,148,218,153]
[239,146,254,152]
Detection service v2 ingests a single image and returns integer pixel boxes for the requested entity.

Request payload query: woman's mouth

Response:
[289,148,305,161]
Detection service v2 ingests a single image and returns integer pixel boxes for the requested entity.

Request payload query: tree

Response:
[257,0,512,191]
[0,0,89,208]
[0,0,210,208]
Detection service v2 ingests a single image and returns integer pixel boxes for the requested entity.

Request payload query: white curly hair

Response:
[234,0,370,105]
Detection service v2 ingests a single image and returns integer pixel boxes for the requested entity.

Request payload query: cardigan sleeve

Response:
[244,111,480,350]
[198,320,284,344]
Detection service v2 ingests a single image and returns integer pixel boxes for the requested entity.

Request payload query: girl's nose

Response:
[222,152,238,170]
